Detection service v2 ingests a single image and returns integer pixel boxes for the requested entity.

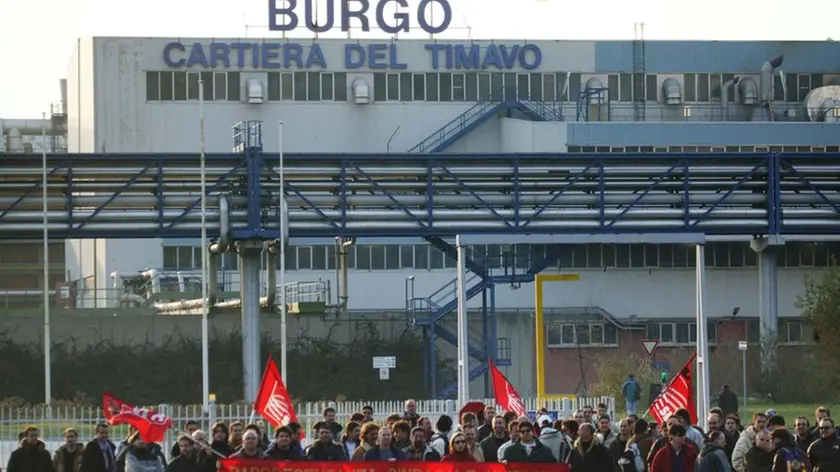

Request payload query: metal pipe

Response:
[278,120,288,386]
[41,115,52,407]
[695,244,711,430]
[0,119,66,135]
[199,79,210,414]
[721,78,738,121]
[455,235,469,408]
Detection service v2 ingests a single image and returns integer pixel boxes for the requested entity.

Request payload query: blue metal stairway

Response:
[408,101,565,153]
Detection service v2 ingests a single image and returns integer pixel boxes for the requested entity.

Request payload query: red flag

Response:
[488,361,528,418]
[254,356,299,430]
[102,393,171,443]
[648,354,698,425]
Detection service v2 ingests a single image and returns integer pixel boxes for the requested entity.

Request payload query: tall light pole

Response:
[199,79,210,413]
[278,121,287,384]
[739,340,748,418]
[41,113,52,407]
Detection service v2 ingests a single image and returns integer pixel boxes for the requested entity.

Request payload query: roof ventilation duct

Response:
[246,78,264,104]
[805,85,840,122]
[753,55,783,121]
[584,77,605,104]
[738,78,759,105]
[352,78,371,104]
[661,78,682,105]
[721,77,739,120]
[7,128,23,153]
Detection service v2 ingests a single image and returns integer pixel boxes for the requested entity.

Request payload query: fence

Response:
[0,396,615,465]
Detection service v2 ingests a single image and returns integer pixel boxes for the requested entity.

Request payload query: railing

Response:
[408,101,502,153]
[0,396,616,464]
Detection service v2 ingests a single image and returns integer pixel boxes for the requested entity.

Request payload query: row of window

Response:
[144,70,825,104]
[163,242,840,272]
[546,319,805,348]
[566,145,840,153]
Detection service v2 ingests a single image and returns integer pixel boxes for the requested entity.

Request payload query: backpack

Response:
[431,432,450,456]
[776,447,807,472]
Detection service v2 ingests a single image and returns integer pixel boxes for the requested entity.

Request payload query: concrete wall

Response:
[66,37,96,153]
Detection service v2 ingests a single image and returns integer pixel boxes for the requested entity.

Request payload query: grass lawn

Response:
[741,402,826,424]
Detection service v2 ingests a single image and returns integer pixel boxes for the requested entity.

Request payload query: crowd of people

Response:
[5,398,840,472]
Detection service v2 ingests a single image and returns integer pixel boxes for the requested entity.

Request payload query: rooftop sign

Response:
[269,0,453,35]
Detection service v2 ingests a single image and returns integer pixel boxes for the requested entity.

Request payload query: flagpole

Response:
[199,78,210,414]
[278,120,287,386]
[41,113,52,407]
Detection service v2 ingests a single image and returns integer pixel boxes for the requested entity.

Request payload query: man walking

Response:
[621,374,642,416]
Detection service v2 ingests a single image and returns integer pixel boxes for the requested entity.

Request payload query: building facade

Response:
[3,36,839,398]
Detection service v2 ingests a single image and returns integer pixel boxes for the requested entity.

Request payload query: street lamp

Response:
[739,340,748,418]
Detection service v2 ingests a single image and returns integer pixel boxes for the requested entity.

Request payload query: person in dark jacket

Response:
[770,428,809,472]
[717,385,739,417]
[476,406,497,443]
[165,436,200,472]
[169,421,199,459]
[53,428,84,472]
[697,431,730,472]
[229,430,268,461]
[402,399,421,428]
[807,418,840,471]
[793,417,816,453]
[206,423,235,459]
[80,423,117,472]
[744,431,774,472]
[6,426,54,472]
[480,416,510,463]
[404,427,441,461]
[265,427,305,461]
[306,424,345,461]
[500,421,556,463]
[568,424,613,472]
[365,428,407,461]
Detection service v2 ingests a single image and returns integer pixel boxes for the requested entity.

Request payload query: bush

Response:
[589,352,658,407]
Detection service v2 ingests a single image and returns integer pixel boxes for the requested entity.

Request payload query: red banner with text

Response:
[219,460,571,472]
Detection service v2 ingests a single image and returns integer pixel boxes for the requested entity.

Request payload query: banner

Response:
[489,361,528,419]
[219,460,571,472]
[102,393,171,443]
[255,356,298,429]
[648,353,697,425]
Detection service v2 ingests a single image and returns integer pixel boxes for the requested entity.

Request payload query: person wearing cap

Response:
[537,416,570,463]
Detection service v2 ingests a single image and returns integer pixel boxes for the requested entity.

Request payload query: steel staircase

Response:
[408,100,565,154]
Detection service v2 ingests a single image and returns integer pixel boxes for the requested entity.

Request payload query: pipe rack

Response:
[0,152,838,239]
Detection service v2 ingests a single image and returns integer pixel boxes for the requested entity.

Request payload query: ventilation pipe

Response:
[7,128,23,153]
[0,119,64,135]
[662,78,683,105]
[804,85,840,122]
[266,243,277,309]
[721,77,740,121]
[754,55,783,121]
[739,78,759,105]
[58,79,68,115]
[208,251,220,306]
[335,237,355,313]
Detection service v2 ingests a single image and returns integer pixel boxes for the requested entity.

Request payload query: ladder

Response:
[632,23,647,122]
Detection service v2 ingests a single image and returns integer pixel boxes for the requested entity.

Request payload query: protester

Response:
[53,428,84,472]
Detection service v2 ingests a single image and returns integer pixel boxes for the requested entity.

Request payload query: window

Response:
[387,73,399,101]
[647,321,717,345]
[781,320,805,344]
[174,72,189,100]
[227,72,240,101]
[307,72,320,101]
[497,337,511,362]
[294,72,307,101]
[146,71,243,101]
[267,72,343,102]
[546,323,618,347]
[412,73,426,101]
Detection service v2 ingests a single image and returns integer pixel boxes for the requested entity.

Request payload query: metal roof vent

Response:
[352,78,371,104]
[805,85,840,122]
[662,78,682,105]
[246,78,264,104]
[738,78,759,105]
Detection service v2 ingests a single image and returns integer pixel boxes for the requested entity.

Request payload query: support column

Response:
[238,241,263,402]
[749,236,785,378]
[695,245,711,429]
[455,235,470,408]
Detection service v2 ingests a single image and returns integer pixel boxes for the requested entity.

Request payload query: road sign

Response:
[379,368,390,380]
[738,341,748,351]
[641,339,659,356]
[373,356,396,369]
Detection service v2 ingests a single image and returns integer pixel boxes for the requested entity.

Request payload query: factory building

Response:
[1,36,839,397]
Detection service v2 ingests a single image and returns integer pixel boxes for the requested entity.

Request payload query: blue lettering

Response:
[209,43,231,68]
[425,44,445,70]
[388,44,407,69]
[454,45,479,70]
[269,0,452,35]
[231,43,249,68]
[417,0,452,35]
[482,45,503,70]
[499,45,519,69]
[345,44,366,69]
[519,44,542,70]
[268,0,298,31]
[284,43,304,68]
[342,0,370,32]
[262,43,282,69]
[368,44,388,69]
[163,42,186,68]
[304,0,333,32]
[187,43,209,68]
[251,43,260,67]
[377,0,408,34]
[305,44,327,68]
[444,45,453,69]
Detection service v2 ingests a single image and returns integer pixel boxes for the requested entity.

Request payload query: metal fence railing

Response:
[0,396,615,464]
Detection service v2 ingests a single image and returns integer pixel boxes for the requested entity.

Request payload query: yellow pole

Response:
[535,275,546,404]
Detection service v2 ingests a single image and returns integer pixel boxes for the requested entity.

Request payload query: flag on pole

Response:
[102,393,172,443]
[647,353,698,425]
[254,356,299,431]
[488,360,528,418]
